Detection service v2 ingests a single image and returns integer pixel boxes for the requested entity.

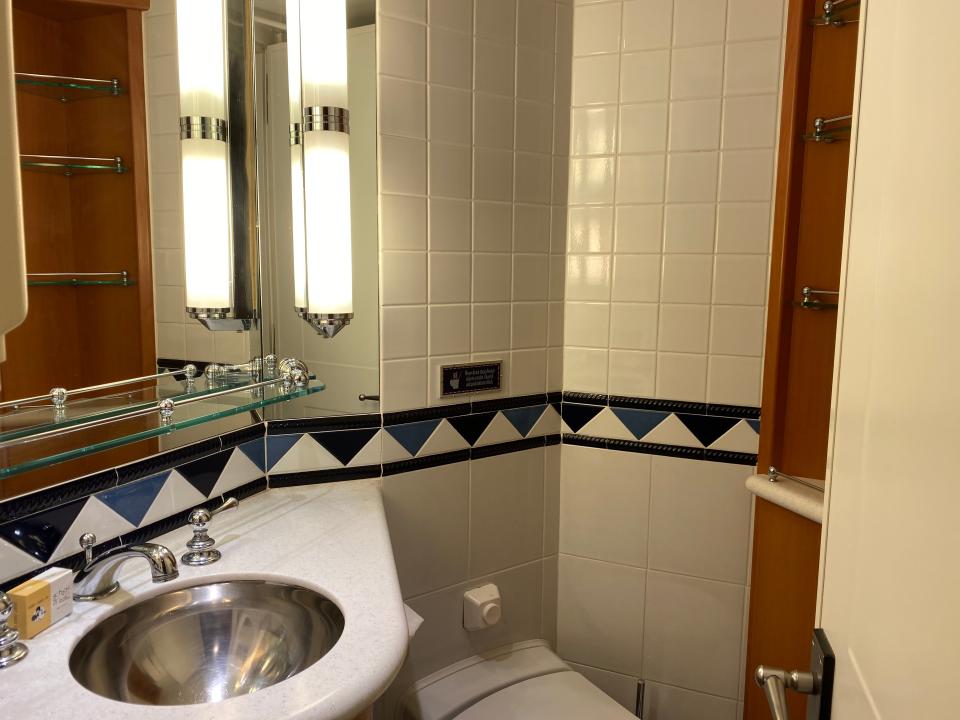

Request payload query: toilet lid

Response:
[453,671,636,720]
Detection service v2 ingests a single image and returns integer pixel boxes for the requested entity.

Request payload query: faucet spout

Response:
[74,540,179,602]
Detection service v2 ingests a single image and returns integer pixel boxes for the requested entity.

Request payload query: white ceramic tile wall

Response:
[563,0,785,406]
[143,1,251,365]
[556,443,755,714]
[378,0,571,411]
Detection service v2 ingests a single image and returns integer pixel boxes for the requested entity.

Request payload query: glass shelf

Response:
[0,376,325,479]
[20,154,126,176]
[27,278,136,287]
[15,73,124,102]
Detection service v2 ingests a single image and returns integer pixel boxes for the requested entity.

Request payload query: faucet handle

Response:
[79,532,97,565]
[0,591,28,669]
[182,497,238,567]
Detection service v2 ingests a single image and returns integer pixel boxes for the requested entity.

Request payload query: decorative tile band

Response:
[563,434,758,466]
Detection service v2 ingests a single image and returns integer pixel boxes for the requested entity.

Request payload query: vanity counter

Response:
[0,479,408,720]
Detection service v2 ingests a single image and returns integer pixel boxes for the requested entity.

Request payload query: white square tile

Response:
[548,301,565,346]
[549,255,567,303]
[383,194,428,250]
[430,142,471,199]
[514,152,552,205]
[429,304,471,355]
[727,0,784,41]
[430,85,472,145]
[656,352,708,401]
[514,254,550,301]
[430,26,473,89]
[612,254,661,302]
[669,98,722,151]
[512,303,549,348]
[547,347,564,391]
[185,323,214,362]
[615,204,664,253]
[567,662,640,713]
[671,44,724,99]
[571,106,618,156]
[154,248,184,285]
[475,0,516,42]
[712,254,768,305]
[475,38,516,96]
[471,450,545,576]
[622,0,673,50]
[710,305,764,356]
[617,154,666,204]
[566,255,612,301]
[516,100,554,154]
[155,285,184,323]
[724,39,782,95]
[572,54,621,106]
[561,444,651,566]
[510,348,548,394]
[707,355,761,406]
[380,17,426,81]
[474,92,515,149]
[719,149,774,202]
[380,77,427,138]
[564,302,610,348]
[563,347,609,393]
[517,46,556,103]
[608,349,657,396]
[568,206,614,253]
[380,0,426,22]
[661,254,714,303]
[382,462,469,597]
[569,157,616,204]
[666,152,719,203]
[722,94,778,149]
[643,571,746,698]
[430,0,472,33]
[474,201,513,252]
[649,457,754,584]
[430,252,471,303]
[518,0,556,51]
[573,2,621,56]
[558,554,646,676]
[474,148,514,202]
[382,306,428,360]
[514,204,551,253]
[673,0,727,47]
[717,203,771,253]
[381,135,427,195]
[610,302,659,350]
[619,102,668,153]
[473,253,513,302]
[157,323,185,359]
[658,304,710,352]
[472,303,511,352]
[644,681,739,720]
[664,204,716,253]
[382,251,427,305]
[429,198,471,251]
[621,50,670,103]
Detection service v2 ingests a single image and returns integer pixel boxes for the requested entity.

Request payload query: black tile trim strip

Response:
[470,394,548,414]
[565,392,762,420]
[0,477,268,592]
[561,392,609,406]
[563,434,758,466]
[383,449,471,476]
[607,396,709,414]
[270,465,382,487]
[705,403,762,420]
[220,422,265,449]
[267,413,381,434]
[117,437,222,486]
[382,403,472,425]
[471,436,547,460]
[546,391,562,405]
[0,468,119,525]
[545,433,561,447]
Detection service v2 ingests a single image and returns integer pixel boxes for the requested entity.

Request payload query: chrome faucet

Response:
[73,533,179,601]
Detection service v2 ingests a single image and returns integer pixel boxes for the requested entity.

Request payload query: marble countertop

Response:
[0,479,409,720]
[746,473,825,524]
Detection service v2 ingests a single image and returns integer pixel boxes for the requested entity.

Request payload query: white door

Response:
[818,1,960,718]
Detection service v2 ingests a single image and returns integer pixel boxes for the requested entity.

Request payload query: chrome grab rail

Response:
[768,466,825,493]
[0,365,199,411]
[755,665,820,720]
[0,358,309,451]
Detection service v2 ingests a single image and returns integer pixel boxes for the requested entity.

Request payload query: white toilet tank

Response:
[398,640,635,720]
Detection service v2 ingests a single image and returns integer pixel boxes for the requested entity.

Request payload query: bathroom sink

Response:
[69,579,345,706]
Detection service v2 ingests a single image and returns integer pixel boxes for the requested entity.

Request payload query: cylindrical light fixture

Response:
[296,0,353,338]
[286,0,307,316]
[175,0,233,324]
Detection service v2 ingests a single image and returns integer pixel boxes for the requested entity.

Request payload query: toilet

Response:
[398,640,636,720]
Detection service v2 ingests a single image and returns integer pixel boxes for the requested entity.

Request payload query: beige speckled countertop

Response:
[0,479,408,720]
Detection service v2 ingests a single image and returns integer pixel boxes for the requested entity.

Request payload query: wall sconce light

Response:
[175,0,258,331]
[288,0,354,339]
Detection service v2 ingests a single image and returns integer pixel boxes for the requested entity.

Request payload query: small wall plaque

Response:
[440,361,502,396]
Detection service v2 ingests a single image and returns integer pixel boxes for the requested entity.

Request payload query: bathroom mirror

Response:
[0,0,379,497]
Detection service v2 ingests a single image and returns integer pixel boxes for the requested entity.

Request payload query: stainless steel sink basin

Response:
[69,579,344,706]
